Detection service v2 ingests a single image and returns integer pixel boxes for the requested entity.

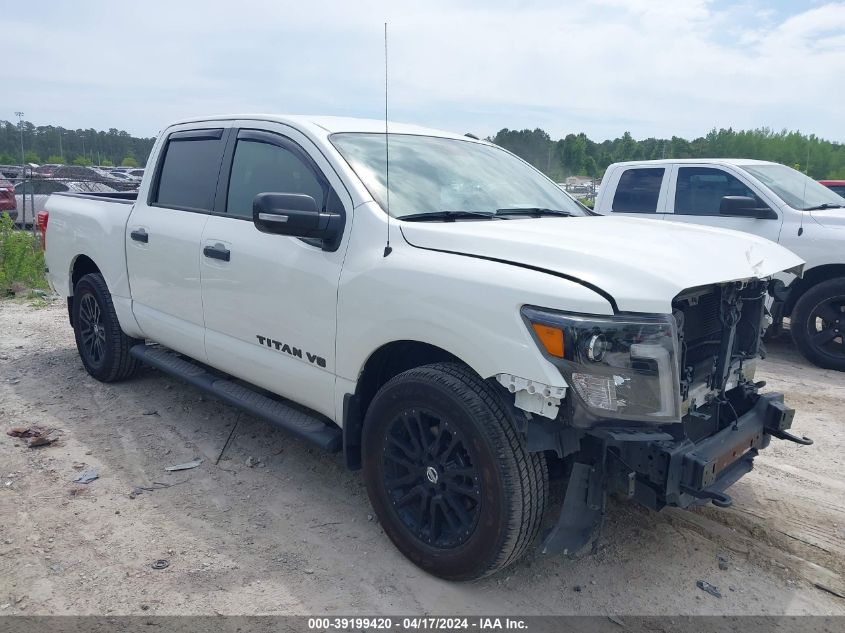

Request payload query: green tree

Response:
[100,158,114,167]
[612,132,639,162]
[121,156,139,167]
[46,155,66,164]
[24,151,39,163]
[73,155,92,166]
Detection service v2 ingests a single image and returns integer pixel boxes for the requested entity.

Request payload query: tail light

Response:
[37,211,49,247]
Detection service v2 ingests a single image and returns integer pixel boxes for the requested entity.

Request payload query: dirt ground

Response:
[0,297,843,616]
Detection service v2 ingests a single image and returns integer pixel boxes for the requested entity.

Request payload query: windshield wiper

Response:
[401,210,495,222]
[495,207,574,217]
[804,203,845,211]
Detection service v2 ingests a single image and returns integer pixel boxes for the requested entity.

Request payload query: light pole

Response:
[15,111,25,167]
[58,129,64,161]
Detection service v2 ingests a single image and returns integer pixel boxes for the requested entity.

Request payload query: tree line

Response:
[490,127,845,181]
[0,120,155,167]
[2,119,843,179]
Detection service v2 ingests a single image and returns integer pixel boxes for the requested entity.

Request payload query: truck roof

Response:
[166,114,475,142]
[609,158,777,167]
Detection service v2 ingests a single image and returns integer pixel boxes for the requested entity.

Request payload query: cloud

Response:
[2,0,843,141]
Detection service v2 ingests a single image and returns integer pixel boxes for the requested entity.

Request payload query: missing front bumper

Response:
[541,392,809,555]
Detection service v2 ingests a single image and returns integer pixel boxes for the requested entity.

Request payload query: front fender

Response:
[335,211,614,390]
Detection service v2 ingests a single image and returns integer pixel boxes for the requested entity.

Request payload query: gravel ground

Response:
[0,298,843,615]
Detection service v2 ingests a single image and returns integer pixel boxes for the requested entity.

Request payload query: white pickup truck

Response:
[594,159,845,371]
[44,115,810,580]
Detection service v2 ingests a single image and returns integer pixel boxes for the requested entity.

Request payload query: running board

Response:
[129,344,342,453]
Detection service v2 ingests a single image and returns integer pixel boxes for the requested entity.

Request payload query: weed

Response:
[0,214,47,295]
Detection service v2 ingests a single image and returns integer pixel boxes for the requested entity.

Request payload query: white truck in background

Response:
[43,116,810,580]
[593,159,845,371]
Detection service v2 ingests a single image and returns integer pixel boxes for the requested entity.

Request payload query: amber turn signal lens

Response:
[531,323,564,358]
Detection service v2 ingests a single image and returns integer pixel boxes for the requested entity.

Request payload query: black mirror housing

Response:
[252,193,342,246]
[719,196,777,220]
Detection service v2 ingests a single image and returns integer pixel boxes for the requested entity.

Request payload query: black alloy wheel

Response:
[72,273,140,382]
[362,362,548,581]
[382,407,482,549]
[792,278,845,371]
[78,293,107,368]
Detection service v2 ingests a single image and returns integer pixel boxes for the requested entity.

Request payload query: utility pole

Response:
[58,129,63,160]
[15,111,25,167]
[15,111,26,226]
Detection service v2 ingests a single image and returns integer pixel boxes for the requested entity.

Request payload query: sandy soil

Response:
[0,298,843,616]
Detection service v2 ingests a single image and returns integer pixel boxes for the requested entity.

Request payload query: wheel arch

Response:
[785,264,845,315]
[67,254,102,326]
[342,340,467,470]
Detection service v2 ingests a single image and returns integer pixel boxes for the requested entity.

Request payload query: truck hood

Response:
[400,216,804,313]
[810,208,845,229]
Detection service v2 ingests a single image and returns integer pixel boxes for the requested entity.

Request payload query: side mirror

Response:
[253,193,341,242]
[719,196,777,220]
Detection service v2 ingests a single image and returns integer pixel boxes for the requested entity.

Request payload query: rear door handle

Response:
[203,244,231,262]
[130,228,148,243]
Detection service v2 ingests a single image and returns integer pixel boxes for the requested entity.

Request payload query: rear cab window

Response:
[151,128,226,212]
[612,168,665,213]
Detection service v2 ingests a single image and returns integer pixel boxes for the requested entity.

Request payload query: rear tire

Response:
[791,277,845,371]
[362,362,547,580]
[72,273,141,382]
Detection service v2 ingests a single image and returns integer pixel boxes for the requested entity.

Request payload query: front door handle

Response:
[130,228,148,243]
[203,244,231,262]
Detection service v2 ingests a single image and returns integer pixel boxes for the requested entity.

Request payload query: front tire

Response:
[362,363,548,580]
[791,278,845,371]
[72,273,141,382]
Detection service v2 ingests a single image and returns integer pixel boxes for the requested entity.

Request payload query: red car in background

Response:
[819,180,845,198]
[0,179,17,223]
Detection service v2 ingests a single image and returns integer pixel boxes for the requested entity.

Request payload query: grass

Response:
[0,214,48,296]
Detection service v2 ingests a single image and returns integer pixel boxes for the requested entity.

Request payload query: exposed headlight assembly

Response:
[523,307,681,425]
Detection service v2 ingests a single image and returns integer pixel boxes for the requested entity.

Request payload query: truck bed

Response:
[44,191,137,303]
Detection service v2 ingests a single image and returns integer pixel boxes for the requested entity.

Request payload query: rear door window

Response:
[612,168,665,213]
[674,167,761,216]
[153,129,226,211]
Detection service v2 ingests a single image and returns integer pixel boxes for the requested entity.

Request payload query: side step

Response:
[129,344,342,453]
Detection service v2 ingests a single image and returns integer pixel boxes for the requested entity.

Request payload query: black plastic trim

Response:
[342,393,363,471]
[52,191,137,204]
[129,344,341,452]
[168,128,224,141]
[202,245,230,261]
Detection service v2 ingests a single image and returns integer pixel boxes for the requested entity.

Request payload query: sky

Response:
[3,0,844,142]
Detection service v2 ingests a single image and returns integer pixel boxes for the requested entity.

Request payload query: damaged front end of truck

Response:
[512,278,812,556]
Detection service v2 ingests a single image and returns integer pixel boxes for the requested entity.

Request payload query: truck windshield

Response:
[740,163,845,210]
[331,133,587,219]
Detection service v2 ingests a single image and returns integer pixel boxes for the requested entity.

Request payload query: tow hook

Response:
[680,486,733,508]
[767,428,814,445]
[759,393,813,446]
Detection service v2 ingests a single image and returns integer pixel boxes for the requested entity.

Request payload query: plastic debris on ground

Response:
[73,469,99,484]
[696,580,722,598]
[164,458,203,472]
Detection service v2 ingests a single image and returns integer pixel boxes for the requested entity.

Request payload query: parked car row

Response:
[0,178,18,222]
[6,178,119,226]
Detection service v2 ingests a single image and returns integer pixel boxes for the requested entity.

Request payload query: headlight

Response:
[522,307,681,424]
